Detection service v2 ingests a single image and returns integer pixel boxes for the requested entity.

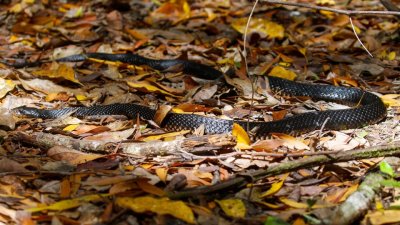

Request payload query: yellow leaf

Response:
[256,201,281,209]
[381,94,400,107]
[33,63,82,85]
[319,10,335,19]
[298,47,307,56]
[8,35,19,43]
[279,197,309,209]
[63,124,79,132]
[156,167,168,183]
[339,184,358,202]
[269,66,297,81]
[87,57,142,70]
[260,173,289,198]
[216,199,246,218]
[316,0,336,5]
[231,18,284,40]
[388,51,396,60]
[9,3,22,13]
[279,197,328,209]
[27,194,109,212]
[378,50,387,59]
[366,210,400,224]
[140,130,190,141]
[0,78,15,99]
[75,94,89,101]
[65,6,83,18]
[127,80,178,97]
[375,200,384,210]
[116,196,195,224]
[232,123,251,150]
[182,0,191,18]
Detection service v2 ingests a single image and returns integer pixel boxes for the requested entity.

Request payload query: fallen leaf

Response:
[0,108,16,130]
[140,130,190,142]
[0,158,28,173]
[232,123,251,150]
[116,196,195,224]
[381,94,400,107]
[251,139,284,152]
[260,173,289,198]
[216,199,246,219]
[127,80,180,97]
[156,167,168,183]
[231,18,284,39]
[32,63,82,85]
[137,179,165,196]
[366,210,400,225]
[47,146,103,165]
[71,124,110,135]
[269,66,297,81]
[27,194,109,212]
[272,133,309,150]
[321,131,364,151]
[0,78,15,99]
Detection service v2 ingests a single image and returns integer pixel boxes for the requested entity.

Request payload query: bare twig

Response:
[260,0,400,16]
[349,17,373,57]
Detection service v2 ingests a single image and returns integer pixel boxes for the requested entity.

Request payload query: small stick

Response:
[260,0,400,16]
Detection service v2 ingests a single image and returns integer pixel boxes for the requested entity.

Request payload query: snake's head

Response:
[12,106,41,117]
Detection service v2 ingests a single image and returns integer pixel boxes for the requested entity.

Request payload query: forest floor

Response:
[0,0,400,224]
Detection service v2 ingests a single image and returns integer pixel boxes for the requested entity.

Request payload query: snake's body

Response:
[14,53,387,139]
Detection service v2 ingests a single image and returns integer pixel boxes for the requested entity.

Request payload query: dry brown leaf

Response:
[47,146,103,165]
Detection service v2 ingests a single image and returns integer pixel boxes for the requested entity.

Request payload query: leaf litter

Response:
[0,0,400,224]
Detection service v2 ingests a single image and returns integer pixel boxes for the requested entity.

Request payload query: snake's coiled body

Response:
[14,53,387,139]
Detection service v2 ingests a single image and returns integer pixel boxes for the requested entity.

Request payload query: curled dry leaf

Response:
[154,105,172,126]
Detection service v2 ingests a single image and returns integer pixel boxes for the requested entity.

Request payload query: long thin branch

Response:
[168,142,400,199]
[260,0,400,16]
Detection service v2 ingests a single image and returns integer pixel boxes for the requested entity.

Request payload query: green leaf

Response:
[380,179,400,188]
[379,161,395,177]
[264,216,290,225]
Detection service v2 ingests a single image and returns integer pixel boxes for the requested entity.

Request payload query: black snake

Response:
[14,53,387,139]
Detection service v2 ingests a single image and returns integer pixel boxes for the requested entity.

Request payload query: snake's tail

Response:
[13,106,79,119]
[56,53,224,80]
